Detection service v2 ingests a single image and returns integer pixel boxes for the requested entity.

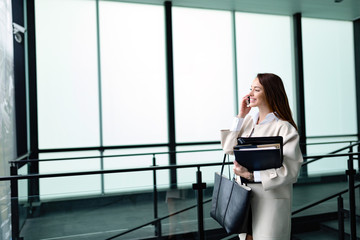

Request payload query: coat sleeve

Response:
[220,117,245,155]
[220,116,249,154]
[220,129,239,155]
[260,122,304,191]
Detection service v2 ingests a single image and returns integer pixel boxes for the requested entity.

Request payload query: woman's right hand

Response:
[233,160,253,181]
[237,95,251,118]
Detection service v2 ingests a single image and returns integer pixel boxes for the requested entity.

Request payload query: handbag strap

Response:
[220,154,227,175]
[221,154,232,179]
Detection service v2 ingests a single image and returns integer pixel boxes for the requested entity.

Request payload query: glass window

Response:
[39,151,101,200]
[99,2,167,146]
[35,0,100,149]
[173,7,235,143]
[176,145,224,187]
[302,18,356,137]
[235,12,295,120]
[103,147,169,193]
[306,137,358,175]
[302,18,357,175]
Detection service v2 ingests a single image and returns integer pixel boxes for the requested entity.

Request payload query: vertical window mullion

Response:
[164,1,177,188]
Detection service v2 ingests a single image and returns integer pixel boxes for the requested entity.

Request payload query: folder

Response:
[233,136,283,171]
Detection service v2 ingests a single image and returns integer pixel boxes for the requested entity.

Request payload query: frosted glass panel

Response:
[18,166,28,203]
[235,13,295,120]
[103,147,169,193]
[39,151,101,200]
[302,18,357,137]
[173,7,235,142]
[176,145,224,187]
[99,2,167,145]
[302,18,357,175]
[36,0,100,148]
[306,137,358,175]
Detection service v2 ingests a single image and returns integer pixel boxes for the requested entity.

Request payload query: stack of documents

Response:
[234,136,283,171]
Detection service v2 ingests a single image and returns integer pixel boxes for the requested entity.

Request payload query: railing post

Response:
[337,195,345,240]
[192,167,206,240]
[357,142,360,172]
[100,149,105,195]
[347,147,357,240]
[358,143,360,210]
[358,143,360,172]
[152,154,161,238]
[10,164,23,240]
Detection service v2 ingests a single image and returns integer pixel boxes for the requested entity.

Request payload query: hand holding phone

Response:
[246,96,250,107]
[238,95,251,118]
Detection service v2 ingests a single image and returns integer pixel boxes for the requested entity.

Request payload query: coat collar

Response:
[251,111,279,125]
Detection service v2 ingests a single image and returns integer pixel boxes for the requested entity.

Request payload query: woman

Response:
[221,73,303,240]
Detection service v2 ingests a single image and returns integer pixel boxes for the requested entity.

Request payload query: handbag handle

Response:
[220,154,232,179]
[221,154,243,184]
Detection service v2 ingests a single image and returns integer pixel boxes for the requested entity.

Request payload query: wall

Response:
[0,0,16,238]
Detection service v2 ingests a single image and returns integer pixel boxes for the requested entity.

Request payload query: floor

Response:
[18,180,359,240]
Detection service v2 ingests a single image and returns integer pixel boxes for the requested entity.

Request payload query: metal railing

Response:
[293,149,359,240]
[2,140,359,240]
[5,148,226,240]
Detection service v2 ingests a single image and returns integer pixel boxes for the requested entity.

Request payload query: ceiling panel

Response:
[113,0,360,21]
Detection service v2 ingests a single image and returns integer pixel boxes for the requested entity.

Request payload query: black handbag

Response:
[210,154,251,234]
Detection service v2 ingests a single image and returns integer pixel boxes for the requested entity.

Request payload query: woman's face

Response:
[249,78,268,109]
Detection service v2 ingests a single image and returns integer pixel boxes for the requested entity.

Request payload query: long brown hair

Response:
[257,73,298,131]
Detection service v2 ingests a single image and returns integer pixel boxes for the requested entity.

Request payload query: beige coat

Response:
[221,115,303,240]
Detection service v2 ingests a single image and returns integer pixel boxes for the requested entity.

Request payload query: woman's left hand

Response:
[233,160,253,181]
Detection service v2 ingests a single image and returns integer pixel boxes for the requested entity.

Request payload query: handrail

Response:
[2,151,359,181]
[292,183,360,215]
[14,152,31,162]
[9,140,360,164]
[306,140,359,146]
[302,152,360,166]
[301,141,360,166]
[30,134,359,155]
[106,180,360,240]
[303,152,360,160]
[6,143,360,240]
[1,161,231,181]
[306,134,357,139]
[9,148,223,164]
[36,141,221,154]
[10,138,358,163]
[107,149,360,240]
[105,177,360,239]
[106,181,360,239]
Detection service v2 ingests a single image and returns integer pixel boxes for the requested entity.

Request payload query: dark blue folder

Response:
[234,136,283,171]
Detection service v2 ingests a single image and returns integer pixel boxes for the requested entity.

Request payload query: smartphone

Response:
[246,96,250,106]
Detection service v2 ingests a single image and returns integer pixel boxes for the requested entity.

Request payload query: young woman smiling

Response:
[221,73,303,240]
